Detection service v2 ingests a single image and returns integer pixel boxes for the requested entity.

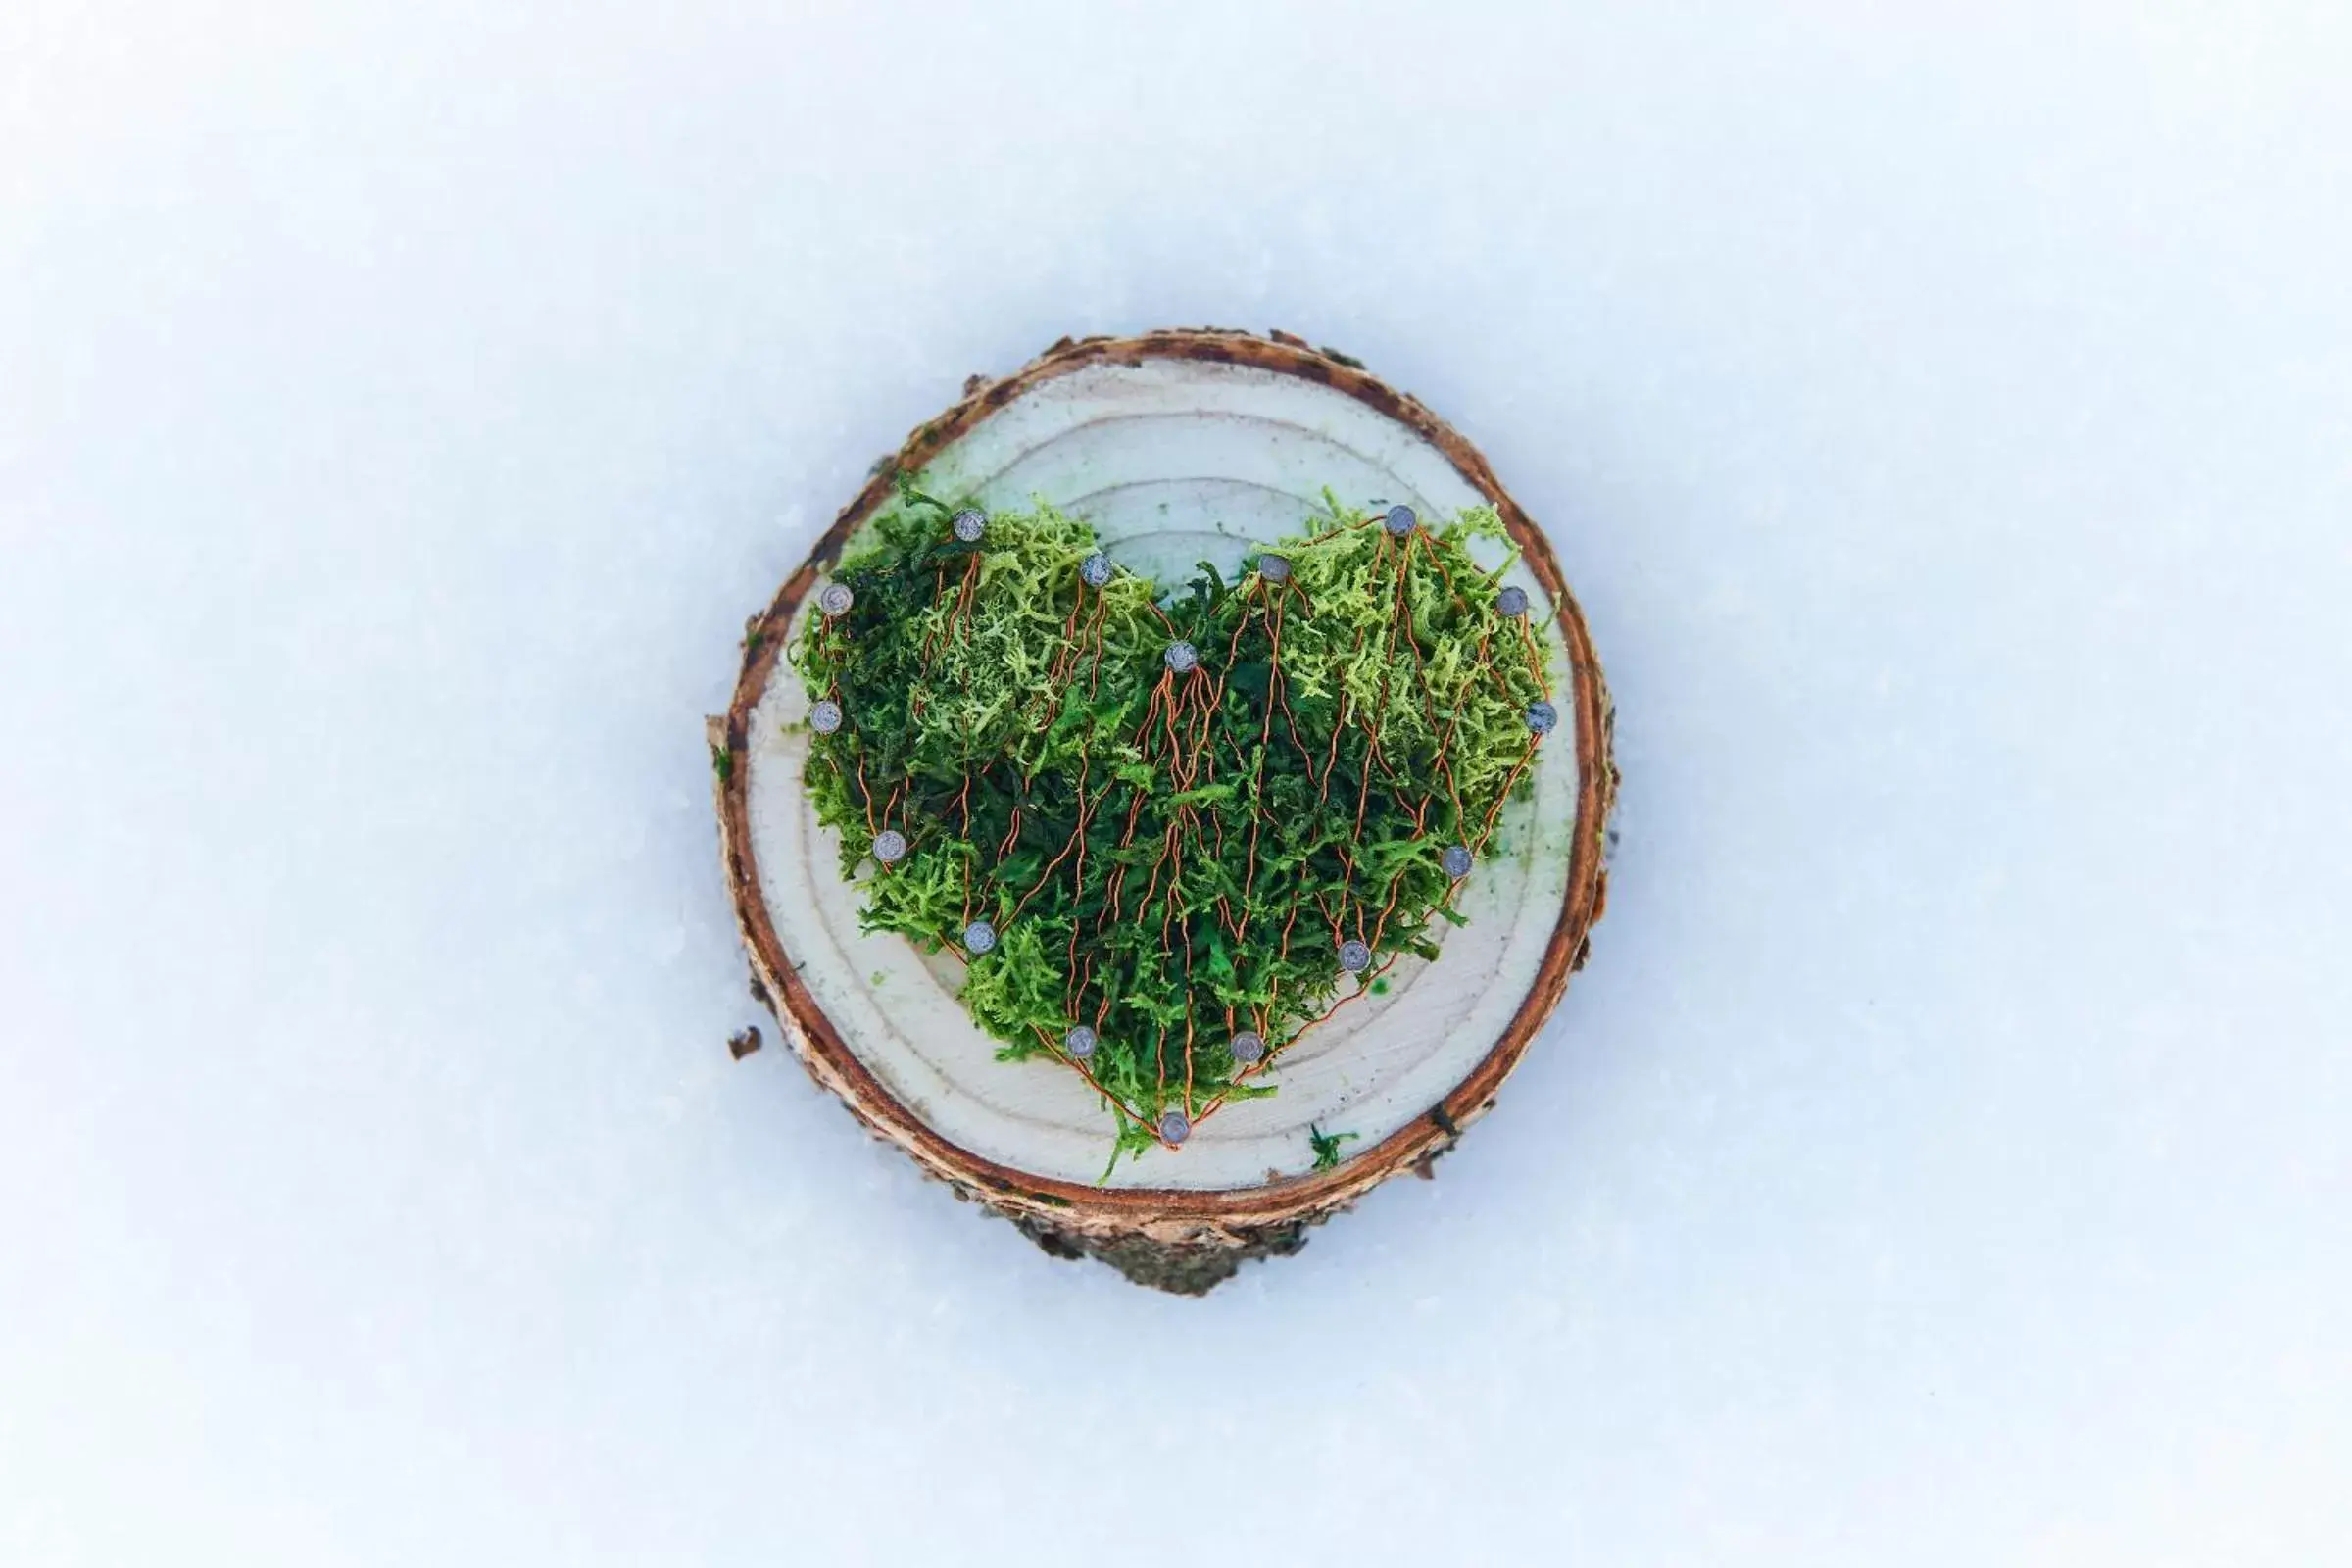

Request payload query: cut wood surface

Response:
[713,329,1616,1292]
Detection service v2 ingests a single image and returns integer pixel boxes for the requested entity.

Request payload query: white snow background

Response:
[4,3,2348,1563]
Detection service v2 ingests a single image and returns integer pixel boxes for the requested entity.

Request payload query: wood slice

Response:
[712,329,1615,1294]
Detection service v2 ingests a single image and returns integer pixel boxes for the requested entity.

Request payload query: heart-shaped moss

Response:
[793,486,1553,1165]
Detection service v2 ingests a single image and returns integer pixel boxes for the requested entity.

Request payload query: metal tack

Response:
[1080,552,1113,588]
[870,829,908,864]
[1257,554,1292,582]
[1442,844,1474,878]
[818,581,855,617]
[808,699,844,735]
[1229,1030,1265,1065]
[1064,1024,1097,1059]
[1526,700,1558,737]
[1495,585,1529,618]
[1338,939,1372,973]
[1159,1107,1191,1145]
[1164,640,1199,674]
[951,509,986,544]
[962,919,997,956]
[1384,504,1417,536]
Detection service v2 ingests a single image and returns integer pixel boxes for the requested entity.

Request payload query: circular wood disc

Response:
[713,329,1615,1291]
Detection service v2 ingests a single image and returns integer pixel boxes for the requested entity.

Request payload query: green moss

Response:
[792,484,1551,1162]
[1308,1123,1360,1171]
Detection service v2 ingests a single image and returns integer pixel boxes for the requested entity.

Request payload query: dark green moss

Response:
[1308,1123,1360,1171]
[792,485,1550,1162]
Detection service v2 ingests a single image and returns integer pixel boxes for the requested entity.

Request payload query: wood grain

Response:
[712,329,1616,1291]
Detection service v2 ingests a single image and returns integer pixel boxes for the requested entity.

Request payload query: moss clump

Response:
[792,485,1552,1167]
[1308,1124,1360,1171]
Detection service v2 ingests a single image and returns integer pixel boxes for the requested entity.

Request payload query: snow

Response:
[3,2,2348,1563]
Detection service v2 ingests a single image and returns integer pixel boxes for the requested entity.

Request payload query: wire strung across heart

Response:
[793,485,1553,1171]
